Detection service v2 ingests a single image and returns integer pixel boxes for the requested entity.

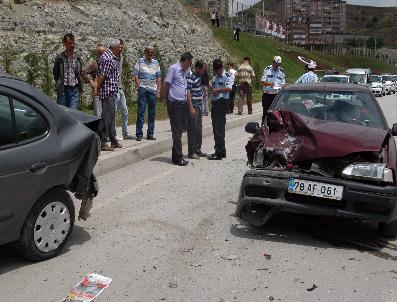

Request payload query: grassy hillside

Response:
[213,27,394,86]
[347,4,397,48]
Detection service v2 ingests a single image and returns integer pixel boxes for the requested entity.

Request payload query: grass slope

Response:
[213,27,394,85]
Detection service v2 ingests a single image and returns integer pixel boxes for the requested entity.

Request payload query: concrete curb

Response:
[94,111,261,176]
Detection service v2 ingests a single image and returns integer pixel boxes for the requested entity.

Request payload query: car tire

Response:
[378,221,397,238]
[16,188,75,262]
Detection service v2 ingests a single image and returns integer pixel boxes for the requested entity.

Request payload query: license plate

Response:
[288,178,343,200]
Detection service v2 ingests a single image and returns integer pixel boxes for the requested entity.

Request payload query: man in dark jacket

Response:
[53,33,83,110]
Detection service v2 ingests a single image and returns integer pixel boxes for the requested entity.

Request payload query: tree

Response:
[24,53,40,87]
[367,37,384,49]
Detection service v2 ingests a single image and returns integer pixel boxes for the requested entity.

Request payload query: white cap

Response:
[273,56,282,64]
[308,61,316,69]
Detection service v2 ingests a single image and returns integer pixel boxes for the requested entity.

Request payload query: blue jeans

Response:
[136,87,156,138]
[116,89,129,136]
[57,86,79,110]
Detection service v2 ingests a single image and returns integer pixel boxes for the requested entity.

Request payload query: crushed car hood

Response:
[61,106,101,133]
[246,110,389,164]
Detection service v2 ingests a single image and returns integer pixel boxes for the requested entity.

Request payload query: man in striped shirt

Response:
[187,60,207,159]
[133,46,162,141]
[295,62,318,84]
[236,57,255,115]
[97,39,123,151]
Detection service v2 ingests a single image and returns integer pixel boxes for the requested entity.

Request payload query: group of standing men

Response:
[53,33,309,166]
[53,34,161,152]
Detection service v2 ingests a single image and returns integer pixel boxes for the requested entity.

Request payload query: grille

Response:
[286,193,346,208]
[245,186,280,199]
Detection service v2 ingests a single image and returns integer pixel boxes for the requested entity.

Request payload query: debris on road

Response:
[307,284,318,292]
[263,253,272,260]
[61,273,112,302]
[269,296,275,301]
[221,254,239,261]
[168,281,178,289]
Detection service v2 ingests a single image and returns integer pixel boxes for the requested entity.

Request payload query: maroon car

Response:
[237,83,397,237]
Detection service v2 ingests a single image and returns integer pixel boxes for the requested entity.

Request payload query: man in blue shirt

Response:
[208,59,233,161]
[133,46,162,141]
[163,52,194,166]
[295,62,318,84]
[187,60,207,159]
[261,55,286,124]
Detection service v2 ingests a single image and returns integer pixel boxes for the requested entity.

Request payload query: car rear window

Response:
[274,90,385,129]
[0,95,14,146]
[12,98,48,142]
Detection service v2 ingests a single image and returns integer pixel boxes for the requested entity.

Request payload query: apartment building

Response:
[276,0,347,44]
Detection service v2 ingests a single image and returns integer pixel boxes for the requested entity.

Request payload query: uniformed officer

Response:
[261,56,286,124]
[295,61,318,84]
[208,59,233,161]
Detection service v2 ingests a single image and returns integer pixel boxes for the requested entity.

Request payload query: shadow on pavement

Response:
[0,225,91,275]
[150,156,173,164]
[230,213,397,261]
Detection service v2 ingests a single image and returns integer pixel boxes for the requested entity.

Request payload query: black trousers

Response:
[187,107,203,155]
[228,84,237,113]
[168,101,187,162]
[262,93,276,125]
[211,98,228,156]
[99,94,117,145]
[234,33,240,41]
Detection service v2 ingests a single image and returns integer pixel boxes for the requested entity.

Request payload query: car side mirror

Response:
[392,124,397,136]
[245,122,259,134]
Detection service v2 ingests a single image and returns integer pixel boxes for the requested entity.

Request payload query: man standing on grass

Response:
[133,46,161,141]
[186,59,208,160]
[163,52,193,166]
[53,33,83,110]
[97,39,123,151]
[261,55,286,124]
[208,59,233,161]
[235,57,255,115]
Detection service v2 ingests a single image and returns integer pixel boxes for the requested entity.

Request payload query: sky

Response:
[238,0,397,7]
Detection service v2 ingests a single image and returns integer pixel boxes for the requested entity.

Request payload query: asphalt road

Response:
[1,94,397,302]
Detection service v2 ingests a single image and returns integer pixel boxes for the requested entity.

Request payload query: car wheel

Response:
[378,221,397,238]
[16,189,75,261]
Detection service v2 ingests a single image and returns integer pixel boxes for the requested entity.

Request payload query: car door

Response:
[0,87,58,244]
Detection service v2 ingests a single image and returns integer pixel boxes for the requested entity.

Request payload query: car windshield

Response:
[382,75,392,81]
[320,76,349,83]
[349,74,366,84]
[370,75,382,82]
[274,90,385,129]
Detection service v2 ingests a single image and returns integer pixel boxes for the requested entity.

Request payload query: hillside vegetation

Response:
[213,27,394,87]
[347,4,397,48]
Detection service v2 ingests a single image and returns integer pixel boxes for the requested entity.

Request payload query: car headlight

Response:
[342,163,394,183]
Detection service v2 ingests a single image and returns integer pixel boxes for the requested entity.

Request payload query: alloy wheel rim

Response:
[33,201,71,253]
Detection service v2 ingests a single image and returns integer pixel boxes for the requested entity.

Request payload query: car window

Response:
[12,98,48,142]
[274,90,385,129]
[0,94,14,146]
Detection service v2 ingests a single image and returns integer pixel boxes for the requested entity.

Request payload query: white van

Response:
[346,68,372,89]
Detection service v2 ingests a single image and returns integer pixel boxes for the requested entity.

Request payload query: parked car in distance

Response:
[319,75,351,84]
[370,75,386,97]
[346,68,372,89]
[381,74,396,95]
[0,72,100,261]
[238,83,397,238]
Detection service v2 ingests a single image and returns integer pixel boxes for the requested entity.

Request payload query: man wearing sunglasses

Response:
[133,46,162,141]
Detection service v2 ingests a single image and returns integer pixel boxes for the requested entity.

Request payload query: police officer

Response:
[261,56,286,124]
[295,61,318,84]
[208,59,233,161]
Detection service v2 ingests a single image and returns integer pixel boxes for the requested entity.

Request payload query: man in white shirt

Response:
[227,62,237,114]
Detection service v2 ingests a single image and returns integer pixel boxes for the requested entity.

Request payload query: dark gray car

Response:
[0,72,100,261]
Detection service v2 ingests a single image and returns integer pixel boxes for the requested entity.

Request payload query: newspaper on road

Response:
[61,273,112,302]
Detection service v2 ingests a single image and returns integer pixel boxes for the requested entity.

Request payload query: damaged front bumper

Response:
[236,168,397,225]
